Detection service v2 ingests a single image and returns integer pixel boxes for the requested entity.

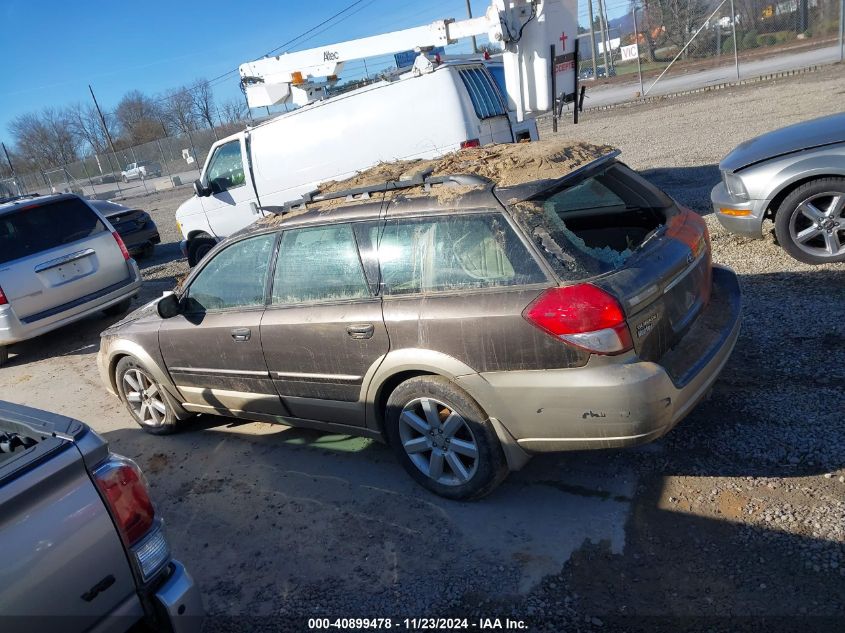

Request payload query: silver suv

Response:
[0,194,142,366]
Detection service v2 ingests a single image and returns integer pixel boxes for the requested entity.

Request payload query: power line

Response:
[207,0,376,88]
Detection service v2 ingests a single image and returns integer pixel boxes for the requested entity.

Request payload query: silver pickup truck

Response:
[0,401,203,632]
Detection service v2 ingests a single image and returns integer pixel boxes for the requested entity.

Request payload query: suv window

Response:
[272,224,370,305]
[185,234,275,311]
[205,141,245,194]
[0,198,107,265]
[370,212,546,295]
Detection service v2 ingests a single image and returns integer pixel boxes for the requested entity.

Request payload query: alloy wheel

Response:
[789,192,845,259]
[398,397,479,487]
[122,368,168,428]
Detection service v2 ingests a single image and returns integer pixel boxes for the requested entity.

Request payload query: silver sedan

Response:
[711,112,845,264]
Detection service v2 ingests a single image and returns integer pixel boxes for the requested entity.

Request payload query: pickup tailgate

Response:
[0,410,137,630]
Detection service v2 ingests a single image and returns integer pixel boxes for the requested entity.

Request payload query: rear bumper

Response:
[461,266,742,454]
[151,560,204,633]
[122,220,161,253]
[0,261,142,346]
[710,181,767,238]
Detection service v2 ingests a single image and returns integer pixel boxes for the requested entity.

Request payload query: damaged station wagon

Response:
[98,141,742,499]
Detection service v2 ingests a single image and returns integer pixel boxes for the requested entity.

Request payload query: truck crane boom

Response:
[238,0,577,121]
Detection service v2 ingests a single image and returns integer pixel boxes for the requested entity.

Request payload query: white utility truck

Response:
[176,0,577,265]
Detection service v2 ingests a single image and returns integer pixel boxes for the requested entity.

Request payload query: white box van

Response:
[175,62,517,264]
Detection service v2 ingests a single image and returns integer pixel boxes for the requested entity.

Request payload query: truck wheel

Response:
[774,178,845,264]
[122,176,128,183]
[187,237,216,267]
[115,357,179,435]
[103,298,132,316]
[384,375,508,500]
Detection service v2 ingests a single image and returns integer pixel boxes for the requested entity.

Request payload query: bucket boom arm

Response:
[238,0,577,120]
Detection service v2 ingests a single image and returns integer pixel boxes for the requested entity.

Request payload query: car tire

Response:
[384,375,508,500]
[115,356,180,435]
[0,346,7,367]
[122,176,128,183]
[103,298,132,316]
[774,178,845,264]
[136,242,155,260]
[187,236,216,267]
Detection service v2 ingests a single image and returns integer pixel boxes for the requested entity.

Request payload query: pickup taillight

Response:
[93,455,154,546]
[94,454,171,581]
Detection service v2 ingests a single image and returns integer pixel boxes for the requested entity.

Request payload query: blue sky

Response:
[0,0,627,145]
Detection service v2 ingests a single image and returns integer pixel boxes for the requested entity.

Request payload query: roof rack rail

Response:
[265,172,491,216]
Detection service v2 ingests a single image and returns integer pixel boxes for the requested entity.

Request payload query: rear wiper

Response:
[639,224,666,249]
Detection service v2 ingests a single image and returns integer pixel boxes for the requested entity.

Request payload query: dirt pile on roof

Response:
[317,139,615,194]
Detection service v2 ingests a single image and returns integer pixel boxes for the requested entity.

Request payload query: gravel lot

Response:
[1,66,844,632]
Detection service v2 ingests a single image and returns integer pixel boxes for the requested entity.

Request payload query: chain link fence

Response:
[7,126,227,201]
[578,0,844,103]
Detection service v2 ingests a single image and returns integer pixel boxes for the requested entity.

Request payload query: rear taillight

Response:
[112,231,131,261]
[668,207,712,303]
[523,284,633,355]
[0,285,7,306]
[668,208,710,261]
[460,139,481,149]
[93,455,155,546]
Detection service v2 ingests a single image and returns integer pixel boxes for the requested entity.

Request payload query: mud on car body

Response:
[98,141,742,500]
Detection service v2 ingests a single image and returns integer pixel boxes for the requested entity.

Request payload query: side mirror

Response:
[157,291,182,319]
[193,179,212,197]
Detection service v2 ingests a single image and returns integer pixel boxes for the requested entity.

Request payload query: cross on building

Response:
[559,32,568,51]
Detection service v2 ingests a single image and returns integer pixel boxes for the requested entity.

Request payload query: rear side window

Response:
[511,163,673,281]
[458,67,507,119]
[370,212,546,295]
[0,198,106,265]
[272,224,370,305]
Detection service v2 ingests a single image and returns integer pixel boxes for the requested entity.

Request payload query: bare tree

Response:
[190,79,217,136]
[646,0,710,56]
[9,108,78,168]
[65,102,112,154]
[163,87,198,136]
[220,99,247,125]
[115,90,163,145]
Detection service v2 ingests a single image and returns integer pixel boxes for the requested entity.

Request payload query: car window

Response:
[0,198,107,265]
[369,212,546,295]
[185,234,275,312]
[205,141,245,194]
[271,224,369,305]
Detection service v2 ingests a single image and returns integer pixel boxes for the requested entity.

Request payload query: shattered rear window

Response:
[511,163,674,281]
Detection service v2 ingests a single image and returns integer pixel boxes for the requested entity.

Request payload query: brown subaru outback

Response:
[98,141,742,500]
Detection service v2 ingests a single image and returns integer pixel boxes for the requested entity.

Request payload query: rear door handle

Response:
[231,327,251,342]
[346,324,375,340]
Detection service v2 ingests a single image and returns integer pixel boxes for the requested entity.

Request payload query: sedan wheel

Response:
[398,397,480,487]
[776,179,845,264]
[115,357,179,435]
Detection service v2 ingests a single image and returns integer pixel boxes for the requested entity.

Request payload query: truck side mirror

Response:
[193,179,212,197]
[157,292,182,319]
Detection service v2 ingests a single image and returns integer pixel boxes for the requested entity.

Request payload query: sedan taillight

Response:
[0,285,7,306]
[523,284,633,355]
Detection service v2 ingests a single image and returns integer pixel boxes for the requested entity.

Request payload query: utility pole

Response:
[88,85,124,197]
[730,0,739,79]
[587,0,598,77]
[465,0,478,53]
[2,143,16,178]
[632,4,644,97]
[596,0,611,74]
